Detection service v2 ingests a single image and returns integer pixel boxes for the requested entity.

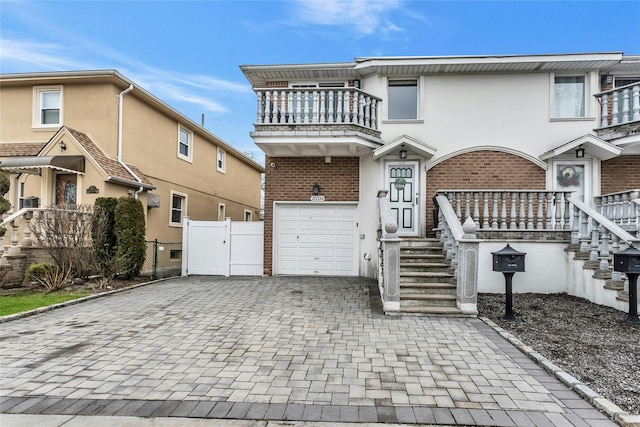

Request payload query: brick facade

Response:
[426,151,546,236]
[601,155,640,194]
[263,156,359,275]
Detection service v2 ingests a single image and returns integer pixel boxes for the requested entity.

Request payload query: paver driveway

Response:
[1,276,613,425]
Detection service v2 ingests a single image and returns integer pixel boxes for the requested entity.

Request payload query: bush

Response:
[93,197,118,260]
[114,196,146,278]
[25,262,72,292]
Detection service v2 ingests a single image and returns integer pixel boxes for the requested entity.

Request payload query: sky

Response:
[1,0,639,164]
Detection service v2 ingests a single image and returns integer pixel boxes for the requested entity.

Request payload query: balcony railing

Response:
[594,189,640,237]
[254,88,381,131]
[595,81,640,128]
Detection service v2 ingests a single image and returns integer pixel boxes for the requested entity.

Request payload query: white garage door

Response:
[275,203,358,276]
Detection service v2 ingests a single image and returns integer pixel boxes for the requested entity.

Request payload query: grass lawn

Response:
[0,291,92,317]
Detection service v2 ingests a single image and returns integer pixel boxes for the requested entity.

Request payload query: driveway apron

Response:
[0,276,614,425]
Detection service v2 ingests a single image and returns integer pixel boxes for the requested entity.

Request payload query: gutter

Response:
[117,84,145,198]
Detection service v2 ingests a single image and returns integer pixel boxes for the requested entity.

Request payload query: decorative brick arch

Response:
[426,150,546,236]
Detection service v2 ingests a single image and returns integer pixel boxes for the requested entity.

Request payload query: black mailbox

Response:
[613,246,640,274]
[492,244,526,273]
[613,244,640,323]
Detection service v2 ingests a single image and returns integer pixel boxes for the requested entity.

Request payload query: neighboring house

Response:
[0,70,264,277]
[241,52,639,311]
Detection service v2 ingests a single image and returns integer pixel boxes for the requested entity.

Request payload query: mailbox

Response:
[613,245,640,274]
[613,244,640,323]
[492,244,526,273]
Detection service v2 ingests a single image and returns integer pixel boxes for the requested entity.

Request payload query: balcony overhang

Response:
[540,135,622,161]
[0,155,85,175]
[373,135,437,160]
[251,131,383,157]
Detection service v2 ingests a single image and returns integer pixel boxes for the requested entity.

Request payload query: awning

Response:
[0,156,85,175]
[539,135,622,161]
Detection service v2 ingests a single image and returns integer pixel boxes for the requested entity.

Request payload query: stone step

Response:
[400,253,446,260]
[400,282,456,295]
[400,262,451,269]
[400,238,442,248]
[400,293,457,307]
[400,271,455,283]
[396,306,468,316]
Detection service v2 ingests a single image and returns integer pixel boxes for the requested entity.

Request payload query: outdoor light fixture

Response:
[312,183,320,195]
[399,144,408,159]
[59,141,67,151]
[575,145,585,158]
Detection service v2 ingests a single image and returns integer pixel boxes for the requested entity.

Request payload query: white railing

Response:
[435,194,464,272]
[377,190,400,312]
[595,81,640,128]
[436,190,574,231]
[0,208,39,260]
[255,88,381,131]
[594,189,640,237]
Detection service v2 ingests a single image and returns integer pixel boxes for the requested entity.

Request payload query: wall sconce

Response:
[575,145,585,158]
[399,144,407,159]
[312,182,320,195]
[604,74,613,85]
[59,140,67,151]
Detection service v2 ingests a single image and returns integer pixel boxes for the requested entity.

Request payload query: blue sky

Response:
[1,0,639,164]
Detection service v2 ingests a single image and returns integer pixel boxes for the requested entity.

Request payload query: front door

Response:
[55,174,77,205]
[386,161,418,236]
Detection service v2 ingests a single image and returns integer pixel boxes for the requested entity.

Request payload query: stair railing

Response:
[568,196,639,282]
[434,194,479,314]
[377,190,401,312]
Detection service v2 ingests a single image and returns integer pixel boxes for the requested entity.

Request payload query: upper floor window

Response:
[170,191,187,226]
[553,76,585,118]
[34,87,62,127]
[178,127,192,162]
[388,80,418,120]
[244,209,252,221]
[217,148,225,173]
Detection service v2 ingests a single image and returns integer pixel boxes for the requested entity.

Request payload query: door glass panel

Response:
[55,174,77,205]
[556,164,585,201]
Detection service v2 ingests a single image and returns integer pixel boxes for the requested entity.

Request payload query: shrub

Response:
[114,196,146,278]
[93,197,118,260]
[25,262,73,292]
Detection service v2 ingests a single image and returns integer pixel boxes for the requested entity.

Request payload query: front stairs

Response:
[399,238,463,315]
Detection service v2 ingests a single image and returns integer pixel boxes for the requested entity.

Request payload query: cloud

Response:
[293,0,403,35]
[0,39,90,71]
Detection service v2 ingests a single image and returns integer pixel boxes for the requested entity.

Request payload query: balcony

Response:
[251,88,383,157]
[594,81,640,142]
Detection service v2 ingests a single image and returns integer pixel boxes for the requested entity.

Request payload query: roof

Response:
[65,127,155,188]
[0,142,47,157]
[241,52,640,87]
[0,70,264,173]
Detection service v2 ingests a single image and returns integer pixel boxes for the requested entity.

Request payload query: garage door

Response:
[275,203,358,276]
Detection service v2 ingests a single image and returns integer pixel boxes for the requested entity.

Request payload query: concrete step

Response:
[400,271,455,283]
[400,262,451,270]
[400,293,457,307]
[400,238,442,248]
[396,306,468,316]
[400,253,446,261]
[400,282,456,295]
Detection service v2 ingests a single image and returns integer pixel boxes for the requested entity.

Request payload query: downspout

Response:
[117,84,144,198]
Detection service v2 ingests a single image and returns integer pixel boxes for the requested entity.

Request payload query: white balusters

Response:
[537,192,544,230]
[473,192,480,229]
[519,192,526,229]
[509,192,517,229]
[601,93,609,127]
[612,90,620,125]
[527,193,534,230]
[622,88,630,123]
[492,192,499,229]
[633,85,640,121]
[599,226,610,271]
[482,193,490,229]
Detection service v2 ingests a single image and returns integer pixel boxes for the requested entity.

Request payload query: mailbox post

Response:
[492,244,526,321]
[613,244,640,324]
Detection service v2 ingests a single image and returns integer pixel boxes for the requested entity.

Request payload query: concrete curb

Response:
[479,316,640,427]
[0,277,175,324]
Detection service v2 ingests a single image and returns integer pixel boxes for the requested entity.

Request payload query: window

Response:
[553,76,585,118]
[170,250,182,260]
[244,210,252,221]
[34,87,62,127]
[217,148,225,173]
[170,191,187,226]
[18,182,25,209]
[218,203,226,221]
[178,127,192,161]
[388,80,418,120]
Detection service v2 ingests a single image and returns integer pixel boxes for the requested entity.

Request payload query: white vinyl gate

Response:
[181,217,263,276]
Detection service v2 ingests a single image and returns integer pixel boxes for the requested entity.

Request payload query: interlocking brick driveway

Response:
[0,276,614,425]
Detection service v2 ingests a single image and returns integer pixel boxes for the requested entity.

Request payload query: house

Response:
[241,52,640,314]
[0,70,264,282]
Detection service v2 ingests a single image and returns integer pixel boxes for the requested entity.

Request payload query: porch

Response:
[594,80,640,142]
[377,189,640,315]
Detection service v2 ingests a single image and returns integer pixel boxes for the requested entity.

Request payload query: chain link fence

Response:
[141,240,182,280]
